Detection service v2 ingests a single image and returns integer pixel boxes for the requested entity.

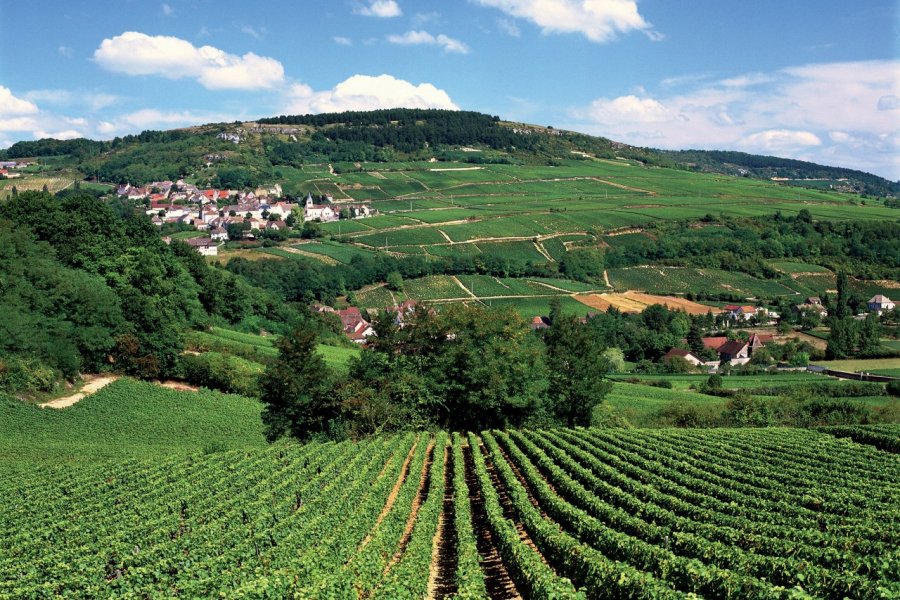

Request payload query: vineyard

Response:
[2,425,898,598]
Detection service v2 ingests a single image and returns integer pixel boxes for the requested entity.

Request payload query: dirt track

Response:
[40,375,119,409]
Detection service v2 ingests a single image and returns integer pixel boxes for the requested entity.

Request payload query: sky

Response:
[1,0,898,179]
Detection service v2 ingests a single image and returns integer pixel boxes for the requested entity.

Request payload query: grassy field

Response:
[0,378,266,463]
[812,358,900,376]
[600,381,726,426]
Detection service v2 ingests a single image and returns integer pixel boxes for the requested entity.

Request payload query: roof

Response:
[869,295,893,303]
[717,340,748,356]
[662,348,700,362]
[749,333,774,346]
[701,336,728,350]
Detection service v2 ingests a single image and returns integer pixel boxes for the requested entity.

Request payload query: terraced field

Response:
[2,420,897,598]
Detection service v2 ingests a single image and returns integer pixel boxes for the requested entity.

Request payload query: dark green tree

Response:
[544,311,612,427]
[259,328,338,441]
[826,317,857,359]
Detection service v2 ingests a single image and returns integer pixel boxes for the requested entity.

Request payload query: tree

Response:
[857,312,881,355]
[259,328,338,441]
[544,312,612,427]
[834,271,851,319]
[826,317,857,359]
[386,271,403,292]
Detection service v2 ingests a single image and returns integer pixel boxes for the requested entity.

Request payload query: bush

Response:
[0,356,58,394]
[887,379,900,398]
[655,401,721,428]
[179,352,262,397]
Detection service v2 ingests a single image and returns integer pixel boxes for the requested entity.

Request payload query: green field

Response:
[608,266,797,297]
[2,407,897,597]
[0,378,266,463]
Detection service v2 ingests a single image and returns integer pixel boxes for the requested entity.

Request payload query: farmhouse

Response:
[184,237,218,257]
[717,340,750,366]
[867,295,895,315]
[337,307,374,343]
[662,348,704,367]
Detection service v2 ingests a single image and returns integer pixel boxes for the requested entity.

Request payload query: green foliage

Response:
[259,328,338,441]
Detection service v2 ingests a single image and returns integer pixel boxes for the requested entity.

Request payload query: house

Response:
[184,237,218,257]
[530,316,550,330]
[210,227,228,241]
[337,307,374,343]
[127,187,149,200]
[191,219,209,231]
[701,336,728,351]
[662,348,704,367]
[303,192,338,222]
[717,340,750,365]
[795,298,828,317]
[867,295,895,315]
[266,220,288,231]
[267,201,297,219]
[1,169,21,179]
[748,333,774,355]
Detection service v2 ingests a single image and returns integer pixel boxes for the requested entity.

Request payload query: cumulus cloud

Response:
[333,36,353,46]
[0,86,39,116]
[354,0,402,18]
[93,31,285,90]
[285,74,458,114]
[739,129,822,153]
[588,95,676,124]
[387,30,469,54]
[573,59,900,178]
[475,0,650,43]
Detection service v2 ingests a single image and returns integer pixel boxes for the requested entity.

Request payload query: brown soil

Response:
[156,380,201,392]
[481,445,550,568]
[427,445,459,599]
[40,375,119,409]
[359,439,419,552]
[385,439,436,575]
[462,444,521,600]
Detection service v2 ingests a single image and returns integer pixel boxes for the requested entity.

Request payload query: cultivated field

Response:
[2,412,897,597]
[575,291,720,314]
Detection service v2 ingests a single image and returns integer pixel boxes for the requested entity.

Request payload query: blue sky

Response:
[1,0,898,178]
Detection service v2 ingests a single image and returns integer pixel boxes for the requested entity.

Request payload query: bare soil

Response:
[385,439,436,574]
[462,444,521,600]
[427,446,459,599]
[359,440,419,552]
[40,375,119,409]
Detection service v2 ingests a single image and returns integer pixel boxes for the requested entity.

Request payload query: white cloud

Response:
[354,0,402,18]
[24,89,120,112]
[241,25,266,39]
[588,95,676,124]
[739,129,822,153]
[58,46,74,58]
[93,31,285,90]
[333,36,353,46]
[0,86,39,116]
[161,3,173,16]
[412,11,440,27]
[573,59,900,179]
[285,74,458,114]
[34,129,82,140]
[475,0,651,43]
[387,30,469,54]
[496,18,521,37]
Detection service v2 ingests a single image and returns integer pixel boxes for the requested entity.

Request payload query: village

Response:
[113,180,374,257]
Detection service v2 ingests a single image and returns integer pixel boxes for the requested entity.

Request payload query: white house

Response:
[303,192,338,222]
[867,295,895,315]
[210,227,228,241]
[185,237,218,257]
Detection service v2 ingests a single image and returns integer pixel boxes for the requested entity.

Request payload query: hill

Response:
[660,149,900,197]
[2,108,896,197]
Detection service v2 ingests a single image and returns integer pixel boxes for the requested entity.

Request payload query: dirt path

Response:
[359,439,419,553]
[533,240,554,262]
[603,269,611,288]
[385,439,436,575]
[462,444,521,600]
[40,375,119,409]
[451,275,478,300]
[156,380,202,392]
[427,444,458,599]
